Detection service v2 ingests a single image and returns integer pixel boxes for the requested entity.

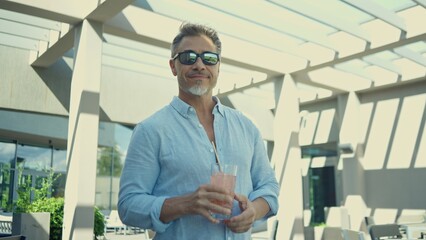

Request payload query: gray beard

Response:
[188,82,208,96]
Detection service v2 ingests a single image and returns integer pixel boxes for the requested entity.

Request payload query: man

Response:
[118,22,279,240]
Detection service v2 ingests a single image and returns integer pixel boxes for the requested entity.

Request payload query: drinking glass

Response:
[210,163,237,220]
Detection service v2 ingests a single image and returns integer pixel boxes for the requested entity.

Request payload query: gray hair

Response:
[171,22,222,57]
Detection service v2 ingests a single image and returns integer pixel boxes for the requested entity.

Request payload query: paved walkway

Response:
[102,230,152,240]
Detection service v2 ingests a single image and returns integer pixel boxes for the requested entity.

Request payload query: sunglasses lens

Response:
[202,52,219,65]
[176,51,219,65]
[179,52,197,65]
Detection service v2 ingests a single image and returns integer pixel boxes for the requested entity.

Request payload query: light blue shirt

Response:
[118,96,279,240]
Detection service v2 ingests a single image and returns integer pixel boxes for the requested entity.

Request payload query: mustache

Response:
[187,71,209,77]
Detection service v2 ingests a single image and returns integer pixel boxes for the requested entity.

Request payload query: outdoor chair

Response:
[369,224,402,240]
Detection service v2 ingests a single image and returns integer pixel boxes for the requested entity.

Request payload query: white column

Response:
[337,92,367,230]
[338,92,365,197]
[62,19,103,240]
[272,75,304,240]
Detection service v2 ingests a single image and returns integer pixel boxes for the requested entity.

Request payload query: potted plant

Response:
[12,169,105,240]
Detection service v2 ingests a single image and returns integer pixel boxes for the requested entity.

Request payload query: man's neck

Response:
[178,92,216,114]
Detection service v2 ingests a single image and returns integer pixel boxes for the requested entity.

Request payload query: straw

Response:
[211,141,223,172]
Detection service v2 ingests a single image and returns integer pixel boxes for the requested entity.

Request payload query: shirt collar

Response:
[170,96,225,119]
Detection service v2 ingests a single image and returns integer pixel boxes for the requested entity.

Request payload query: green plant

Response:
[93,206,106,239]
[28,198,105,240]
[14,168,106,239]
[14,174,32,213]
[28,197,64,240]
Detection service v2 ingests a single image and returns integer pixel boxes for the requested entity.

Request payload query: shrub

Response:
[28,197,64,240]
[14,168,106,239]
[27,197,105,240]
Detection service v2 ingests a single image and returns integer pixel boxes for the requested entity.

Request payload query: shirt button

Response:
[210,149,214,153]
[198,124,202,128]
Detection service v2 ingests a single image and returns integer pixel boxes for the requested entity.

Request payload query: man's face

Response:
[169,35,220,97]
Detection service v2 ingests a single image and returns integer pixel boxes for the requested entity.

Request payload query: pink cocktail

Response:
[210,163,237,220]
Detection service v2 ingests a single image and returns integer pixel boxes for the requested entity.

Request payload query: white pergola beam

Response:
[0,18,50,41]
[0,0,97,24]
[26,0,134,68]
[291,71,348,94]
[294,33,426,74]
[335,63,374,81]
[0,8,61,30]
[105,6,308,76]
[190,0,338,52]
[394,47,426,67]
[363,55,403,75]
[271,0,370,43]
[87,0,135,22]
[413,0,426,8]
[342,0,407,33]
[31,27,74,67]
[0,31,39,50]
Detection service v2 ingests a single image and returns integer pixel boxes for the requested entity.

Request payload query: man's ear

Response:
[169,59,177,76]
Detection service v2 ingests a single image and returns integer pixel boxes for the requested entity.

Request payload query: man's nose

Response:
[192,56,206,69]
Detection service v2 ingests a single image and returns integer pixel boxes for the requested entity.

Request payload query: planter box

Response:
[12,212,50,240]
[304,226,343,240]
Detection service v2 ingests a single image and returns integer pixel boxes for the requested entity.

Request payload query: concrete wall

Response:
[300,80,426,231]
[299,98,339,146]
[0,45,176,125]
[357,80,426,224]
[0,45,71,116]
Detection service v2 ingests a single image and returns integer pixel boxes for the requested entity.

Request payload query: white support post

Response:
[62,19,103,240]
[337,92,367,230]
[272,75,304,240]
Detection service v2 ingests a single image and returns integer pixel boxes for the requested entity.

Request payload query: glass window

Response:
[0,141,15,165]
[16,144,52,171]
[52,148,67,173]
[95,123,133,210]
[309,166,337,224]
[0,142,15,210]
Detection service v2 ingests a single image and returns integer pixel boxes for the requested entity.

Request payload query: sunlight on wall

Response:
[228,92,275,140]
[373,208,398,224]
[310,157,327,168]
[299,111,319,145]
[359,102,373,147]
[362,99,399,170]
[303,210,312,227]
[398,209,426,224]
[299,108,336,146]
[387,94,426,169]
[360,94,426,170]
[301,157,310,177]
[344,195,370,230]
[314,109,336,144]
[415,118,426,168]
[325,207,350,228]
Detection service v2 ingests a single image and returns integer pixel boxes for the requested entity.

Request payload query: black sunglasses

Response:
[172,50,220,66]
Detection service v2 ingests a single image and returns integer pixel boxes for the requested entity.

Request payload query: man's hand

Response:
[225,194,256,233]
[225,194,271,233]
[160,184,234,224]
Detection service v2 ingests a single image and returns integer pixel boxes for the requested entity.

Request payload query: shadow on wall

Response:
[33,58,73,112]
